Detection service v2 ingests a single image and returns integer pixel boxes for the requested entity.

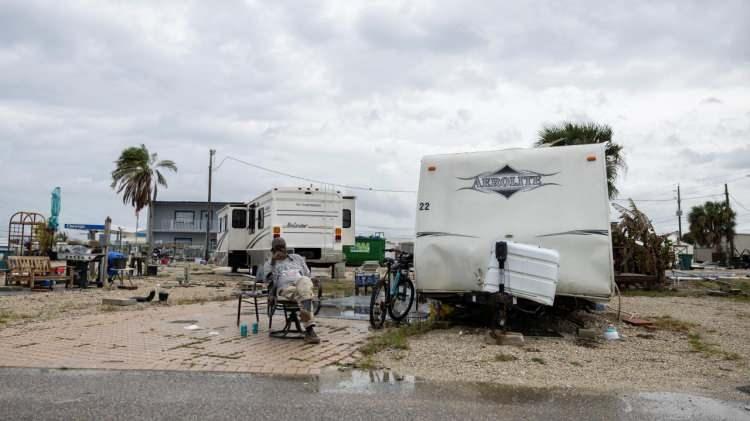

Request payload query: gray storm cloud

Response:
[1,0,749,236]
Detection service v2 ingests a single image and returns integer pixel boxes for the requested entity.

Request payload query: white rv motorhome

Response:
[215,187,355,275]
[415,143,614,307]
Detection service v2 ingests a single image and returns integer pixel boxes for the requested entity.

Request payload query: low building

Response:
[148,201,231,253]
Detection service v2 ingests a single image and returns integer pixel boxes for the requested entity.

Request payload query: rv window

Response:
[248,206,256,233]
[257,207,264,229]
[232,209,247,229]
[343,209,351,229]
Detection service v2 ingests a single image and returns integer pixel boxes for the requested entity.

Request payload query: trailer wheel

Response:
[231,266,238,273]
[251,266,258,276]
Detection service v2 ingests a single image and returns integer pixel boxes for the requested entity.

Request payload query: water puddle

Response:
[317,368,416,394]
[318,368,750,419]
[318,295,429,321]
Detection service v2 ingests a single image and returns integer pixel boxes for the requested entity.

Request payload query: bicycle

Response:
[369,249,415,329]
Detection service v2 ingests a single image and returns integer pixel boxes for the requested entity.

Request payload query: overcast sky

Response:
[1,0,749,241]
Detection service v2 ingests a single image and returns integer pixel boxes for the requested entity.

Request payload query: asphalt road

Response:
[0,368,747,420]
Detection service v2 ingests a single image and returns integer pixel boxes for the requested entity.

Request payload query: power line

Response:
[213,155,417,194]
[730,194,750,212]
[611,194,722,203]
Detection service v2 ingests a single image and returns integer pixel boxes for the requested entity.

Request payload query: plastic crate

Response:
[354,273,379,287]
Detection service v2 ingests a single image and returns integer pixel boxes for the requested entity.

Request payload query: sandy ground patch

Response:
[373,295,750,400]
[0,265,241,328]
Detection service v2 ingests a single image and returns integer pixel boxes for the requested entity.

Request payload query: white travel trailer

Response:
[415,143,614,307]
[215,203,251,272]
[215,187,355,275]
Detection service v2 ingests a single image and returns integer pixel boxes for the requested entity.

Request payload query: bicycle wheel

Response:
[312,277,323,316]
[369,279,387,329]
[388,277,415,321]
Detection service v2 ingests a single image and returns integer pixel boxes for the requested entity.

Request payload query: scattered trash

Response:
[577,328,598,340]
[623,317,654,327]
[132,290,156,303]
[208,331,219,336]
[240,323,248,337]
[184,324,201,331]
[252,322,259,335]
[604,324,620,341]
[102,298,136,306]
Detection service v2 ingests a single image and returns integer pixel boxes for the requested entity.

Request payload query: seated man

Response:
[259,237,320,344]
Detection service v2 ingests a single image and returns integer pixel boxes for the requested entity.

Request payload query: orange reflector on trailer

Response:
[273,226,281,238]
[586,155,597,161]
[335,227,342,242]
[428,165,437,172]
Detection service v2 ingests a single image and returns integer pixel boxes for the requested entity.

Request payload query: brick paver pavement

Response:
[0,301,368,376]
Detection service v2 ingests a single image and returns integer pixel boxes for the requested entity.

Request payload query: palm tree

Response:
[111,145,177,246]
[535,122,625,199]
[687,201,736,253]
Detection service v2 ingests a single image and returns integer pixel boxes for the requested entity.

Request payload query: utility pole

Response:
[204,149,215,261]
[724,183,734,266]
[676,184,682,243]
[99,216,111,286]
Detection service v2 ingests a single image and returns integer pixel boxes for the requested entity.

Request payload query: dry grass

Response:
[359,321,436,356]
[650,315,699,333]
[687,333,742,361]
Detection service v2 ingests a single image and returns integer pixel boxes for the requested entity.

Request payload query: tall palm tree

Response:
[535,122,625,199]
[111,145,177,246]
[687,201,736,253]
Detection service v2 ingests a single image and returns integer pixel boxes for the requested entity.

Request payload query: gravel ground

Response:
[0,264,240,327]
[374,295,750,400]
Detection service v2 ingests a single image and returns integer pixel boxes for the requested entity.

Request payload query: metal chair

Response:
[236,275,268,327]
[267,278,323,339]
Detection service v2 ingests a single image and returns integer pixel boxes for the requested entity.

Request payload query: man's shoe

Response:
[304,326,321,344]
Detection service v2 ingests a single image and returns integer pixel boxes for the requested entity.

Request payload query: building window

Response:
[257,207,264,229]
[232,209,247,229]
[174,211,195,229]
[343,209,352,229]
[174,237,192,246]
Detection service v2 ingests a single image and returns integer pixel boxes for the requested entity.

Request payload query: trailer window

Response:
[257,207,264,229]
[232,209,247,229]
[342,209,351,229]
[248,206,256,233]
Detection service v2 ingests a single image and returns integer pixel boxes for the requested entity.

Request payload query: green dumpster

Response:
[344,235,386,266]
[678,254,693,270]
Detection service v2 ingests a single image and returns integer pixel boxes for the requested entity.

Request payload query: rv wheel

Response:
[231,266,238,273]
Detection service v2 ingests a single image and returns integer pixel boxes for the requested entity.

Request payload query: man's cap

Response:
[271,237,286,250]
